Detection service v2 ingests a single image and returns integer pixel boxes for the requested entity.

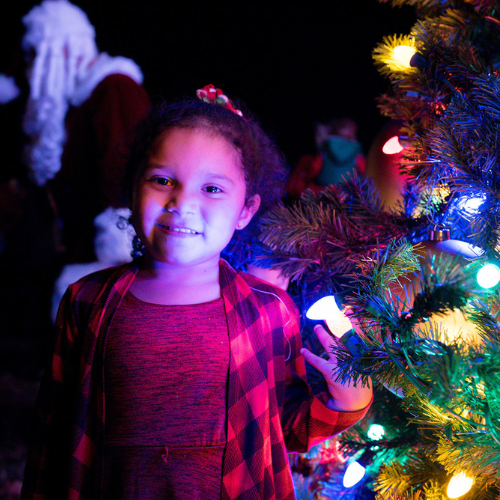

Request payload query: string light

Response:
[393,45,417,68]
[306,295,350,336]
[456,194,485,218]
[446,472,474,498]
[342,448,376,488]
[343,461,366,488]
[412,185,450,217]
[382,135,404,154]
[372,34,417,77]
[367,423,385,452]
[367,424,385,441]
[476,263,500,289]
[306,296,370,356]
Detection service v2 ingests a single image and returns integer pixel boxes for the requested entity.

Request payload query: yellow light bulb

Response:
[393,45,416,68]
[447,472,474,498]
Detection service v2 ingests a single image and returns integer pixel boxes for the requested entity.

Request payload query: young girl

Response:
[22,85,372,500]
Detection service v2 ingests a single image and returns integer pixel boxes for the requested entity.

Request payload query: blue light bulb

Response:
[457,194,486,218]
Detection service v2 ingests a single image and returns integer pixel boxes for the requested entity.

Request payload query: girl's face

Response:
[132,127,260,270]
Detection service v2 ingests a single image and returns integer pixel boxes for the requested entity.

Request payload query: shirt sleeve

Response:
[280,302,371,454]
[21,286,81,499]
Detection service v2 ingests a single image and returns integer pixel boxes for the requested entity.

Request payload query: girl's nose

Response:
[165,186,197,215]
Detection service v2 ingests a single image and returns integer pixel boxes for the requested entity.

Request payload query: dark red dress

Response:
[103,292,229,499]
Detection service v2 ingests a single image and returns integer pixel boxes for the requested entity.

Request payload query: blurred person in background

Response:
[286,117,365,200]
[21,0,150,264]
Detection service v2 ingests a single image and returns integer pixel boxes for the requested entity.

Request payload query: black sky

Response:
[2,0,416,166]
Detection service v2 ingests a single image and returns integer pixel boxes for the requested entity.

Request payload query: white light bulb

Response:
[343,461,366,488]
[447,472,474,498]
[306,295,340,320]
[393,45,416,67]
[477,263,500,289]
[306,296,353,338]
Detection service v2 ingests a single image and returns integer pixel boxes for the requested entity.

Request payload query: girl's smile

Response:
[156,224,201,236]
[131,126,260,271]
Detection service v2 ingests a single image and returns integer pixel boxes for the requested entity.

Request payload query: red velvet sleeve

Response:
[89,74,151,208]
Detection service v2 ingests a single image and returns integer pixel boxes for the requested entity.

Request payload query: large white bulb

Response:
[477,263,500,289]
[343,461,366,488]
[447,472,474,498]
[306,295,340,320]
[306,296,353,338]
[393,45,416,67]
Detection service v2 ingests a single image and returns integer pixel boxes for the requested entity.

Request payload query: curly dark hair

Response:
[123,94,290,267]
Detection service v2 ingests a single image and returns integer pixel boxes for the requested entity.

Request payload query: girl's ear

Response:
[236,194,261,230]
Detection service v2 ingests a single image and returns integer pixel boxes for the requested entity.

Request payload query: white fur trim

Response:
[0,75,21,104]
[70,53,144,107]
[22,0,96,51]
[22,95,68,186]
[93,207,134,265]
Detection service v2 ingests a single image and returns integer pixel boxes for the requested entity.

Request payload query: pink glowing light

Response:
[382,136,404,155]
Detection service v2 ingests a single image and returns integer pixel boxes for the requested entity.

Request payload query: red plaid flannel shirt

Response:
[22,259,370,499]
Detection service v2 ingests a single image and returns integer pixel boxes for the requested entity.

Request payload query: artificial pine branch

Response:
[354,239,421,292]
[372,0,500,260]
[288,248,500,497]
[257,174,422,302]
[436,435,500,482]
[378,0,497,18]
[374,451,448,500]
[285,0,500,497]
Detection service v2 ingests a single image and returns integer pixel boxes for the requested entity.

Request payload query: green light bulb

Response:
[367,424,385,441]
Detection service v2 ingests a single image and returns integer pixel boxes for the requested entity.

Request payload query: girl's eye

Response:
[205,186,222,194]
[153,177,173,186]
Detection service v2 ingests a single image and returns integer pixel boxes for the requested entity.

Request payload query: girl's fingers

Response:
[313,323,338,356]
[303,326,374,412]
[300,347,333,376]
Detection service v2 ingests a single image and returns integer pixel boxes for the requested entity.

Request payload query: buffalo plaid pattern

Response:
[22,259,369,500]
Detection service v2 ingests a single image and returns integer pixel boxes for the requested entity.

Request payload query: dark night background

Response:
[1,1,416,163]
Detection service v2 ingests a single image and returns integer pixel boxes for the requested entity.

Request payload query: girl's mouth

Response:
[158,224,200,235]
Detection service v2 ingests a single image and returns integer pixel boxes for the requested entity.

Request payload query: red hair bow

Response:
[196,84,243,117]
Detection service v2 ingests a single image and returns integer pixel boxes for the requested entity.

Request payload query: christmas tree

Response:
[249,0,500,498]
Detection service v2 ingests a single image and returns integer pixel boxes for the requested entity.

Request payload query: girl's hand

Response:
[301,324,373,412]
